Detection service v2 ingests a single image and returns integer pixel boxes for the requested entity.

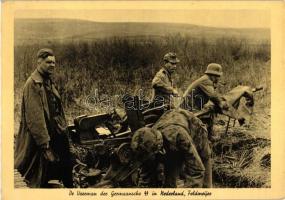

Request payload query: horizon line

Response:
[15,17,270,30]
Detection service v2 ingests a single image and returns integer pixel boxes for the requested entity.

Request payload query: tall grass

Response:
[14,34,270,124]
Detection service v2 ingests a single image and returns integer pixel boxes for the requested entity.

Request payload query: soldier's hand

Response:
[43,149,58,162]
[220,101,229,111]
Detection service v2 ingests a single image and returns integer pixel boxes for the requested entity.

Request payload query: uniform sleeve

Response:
[198,81,223,106]
[152,72,175,94]
[182,85,192,98]
[188,116,211,160]
[24,81,50,146]
[176,130,205,188]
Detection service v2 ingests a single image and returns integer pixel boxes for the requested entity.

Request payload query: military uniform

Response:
[180,74,222,139]
[180,63,225,142]
[152,68,176,106]
[178,63,225,187]
[132,109,211,188]
[131,127,165,187]
[153,108,211,188]
[181,74,223,111]
[152,52,179,107]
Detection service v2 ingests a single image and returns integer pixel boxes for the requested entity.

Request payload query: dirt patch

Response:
[213,107,271,188]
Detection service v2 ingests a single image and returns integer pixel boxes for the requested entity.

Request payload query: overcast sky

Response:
[16,9,270,29]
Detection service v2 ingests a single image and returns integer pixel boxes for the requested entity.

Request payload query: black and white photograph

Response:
[12,7,272,190]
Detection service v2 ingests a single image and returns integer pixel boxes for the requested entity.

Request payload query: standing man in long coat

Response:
[14,48,73,188]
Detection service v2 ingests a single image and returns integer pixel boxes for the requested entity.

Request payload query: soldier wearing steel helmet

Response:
[179,63,228,187]
[131,108,210,188]
[151,52,179,107]
[181,63,226,112]
[181,63,228,138]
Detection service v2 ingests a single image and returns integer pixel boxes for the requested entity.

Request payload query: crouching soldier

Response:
[131,108,211,188]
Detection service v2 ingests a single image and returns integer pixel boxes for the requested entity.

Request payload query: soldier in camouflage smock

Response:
[131,108,211,188]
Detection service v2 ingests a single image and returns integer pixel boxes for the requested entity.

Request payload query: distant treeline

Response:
[14,34,270,108]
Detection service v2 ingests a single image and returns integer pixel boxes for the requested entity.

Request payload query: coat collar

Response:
[31,69,44,83]
[162,67,171,79]
[30,69,61,99]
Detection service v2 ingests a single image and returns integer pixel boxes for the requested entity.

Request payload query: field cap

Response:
[37,48,54,59]
[163,52,180,64]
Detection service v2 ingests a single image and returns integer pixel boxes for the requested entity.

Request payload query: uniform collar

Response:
[203,74,212,82]
[162,67,171,79]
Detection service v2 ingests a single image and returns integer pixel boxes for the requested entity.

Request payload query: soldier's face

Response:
[38,56,56,75]
[210,75,220,84]
[165,62,177,73]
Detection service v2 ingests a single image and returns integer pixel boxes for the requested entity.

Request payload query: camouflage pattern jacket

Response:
[152,108,211,187]
[153,108,211,160]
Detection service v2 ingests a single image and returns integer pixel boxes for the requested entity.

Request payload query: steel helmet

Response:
[163,52,180,64]
[131,127,163,154]
[205,63,223,76]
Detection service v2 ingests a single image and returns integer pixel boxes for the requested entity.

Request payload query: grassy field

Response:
[14,35,270,121]
[14,19,270,126]
[14,19,271,188]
